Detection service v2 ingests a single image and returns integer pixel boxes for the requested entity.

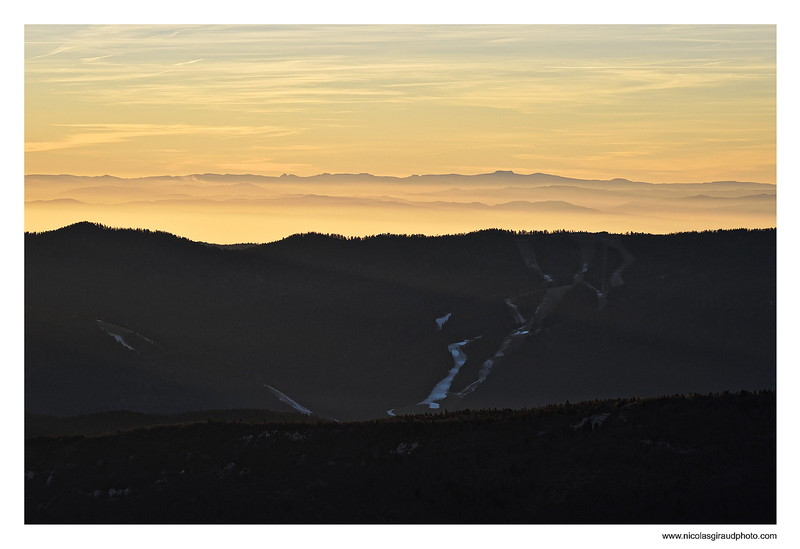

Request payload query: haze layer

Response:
[25,172,776,244]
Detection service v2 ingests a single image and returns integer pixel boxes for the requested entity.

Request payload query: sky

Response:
[25,25,776,184]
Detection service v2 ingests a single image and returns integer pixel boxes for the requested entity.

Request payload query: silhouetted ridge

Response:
[57,220,108,233]
[26,223,775,422]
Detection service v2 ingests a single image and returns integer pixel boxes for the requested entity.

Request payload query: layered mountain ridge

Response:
[25,172,776,244]
[25,223,776,422]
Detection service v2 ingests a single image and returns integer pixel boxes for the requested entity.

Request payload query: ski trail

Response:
[533,286,570,326]
[582,281,608,309]
[419,339,471,409]
[96,320,154,352]
[264,384,314,415]
[456,235,633,397]
[106,333,136,351]
[516,239,553,283]
[455,322,533,397]
[505,299,525,324]
[430,233,635,403]
[573,262,589,284]
[608,236,635,287]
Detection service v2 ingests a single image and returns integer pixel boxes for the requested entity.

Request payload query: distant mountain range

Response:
[26,223,775,421]
[25,172,776,243]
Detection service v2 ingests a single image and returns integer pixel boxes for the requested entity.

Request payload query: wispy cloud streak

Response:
[26,124,300,153]
[25,25,775,182]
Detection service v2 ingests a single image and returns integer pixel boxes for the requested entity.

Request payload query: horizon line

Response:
[24,170,775,186]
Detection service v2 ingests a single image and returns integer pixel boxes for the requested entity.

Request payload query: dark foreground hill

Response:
[25,223,775,420]
[25,408,313,439]
[25,391,775,524]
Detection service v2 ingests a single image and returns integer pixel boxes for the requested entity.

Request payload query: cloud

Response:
[173,59,204,66]
[24,26,775,183]
[25,123,300,153]
[25,44,74,61]
[80,55,113,63]
[25,25,774,118]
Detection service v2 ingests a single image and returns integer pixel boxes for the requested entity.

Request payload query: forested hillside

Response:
[25,391,776,524]
[25,223,775,420]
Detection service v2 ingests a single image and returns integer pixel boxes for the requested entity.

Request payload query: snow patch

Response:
[109,333,136,351]
[419,339,471,409]
[435,313,452,331]
[265,384,314,415]
[96,320,154,352]
[641,439,698,454]
[393,442,419,454]
[573,413,610,429]
[387,409,396,417]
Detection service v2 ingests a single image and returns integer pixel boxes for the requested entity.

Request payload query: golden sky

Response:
[25,25,776,184]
